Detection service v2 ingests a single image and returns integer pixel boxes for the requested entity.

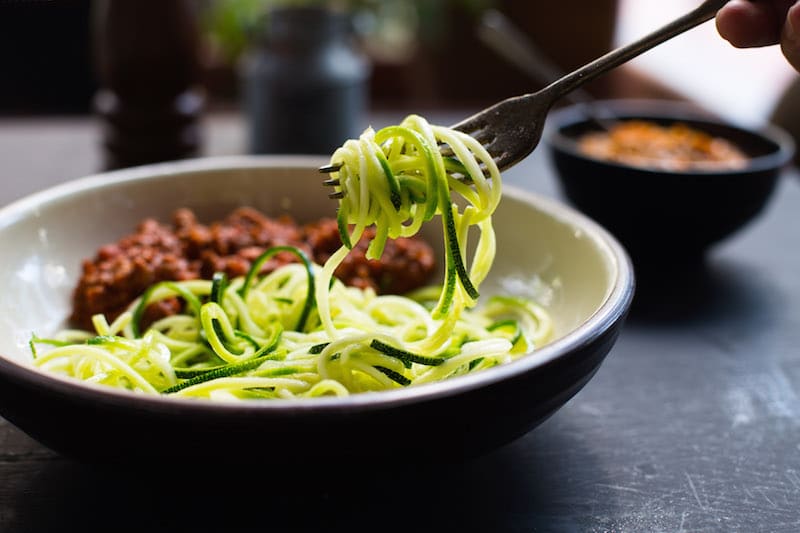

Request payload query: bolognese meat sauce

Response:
[70,207,436,329]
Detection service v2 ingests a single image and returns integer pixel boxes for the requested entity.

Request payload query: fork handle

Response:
[540,0,730,103]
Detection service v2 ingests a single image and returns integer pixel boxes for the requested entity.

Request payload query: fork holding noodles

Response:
[320,115,501,331]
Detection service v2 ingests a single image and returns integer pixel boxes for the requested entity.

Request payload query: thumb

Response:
[781,3,800,71]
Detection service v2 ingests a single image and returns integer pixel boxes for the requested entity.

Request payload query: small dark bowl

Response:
[546,99,795,270]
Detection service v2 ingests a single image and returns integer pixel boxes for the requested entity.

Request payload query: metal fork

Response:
[322,0,729,191]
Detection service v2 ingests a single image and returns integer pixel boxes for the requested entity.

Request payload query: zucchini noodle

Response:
[30,115,554,400]
[320,115,500,348]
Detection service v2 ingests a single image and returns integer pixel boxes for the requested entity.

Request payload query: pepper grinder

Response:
[242,6,370,155]
[92,0,205,170]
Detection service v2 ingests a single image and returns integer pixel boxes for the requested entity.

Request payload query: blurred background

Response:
[0,0,796,169]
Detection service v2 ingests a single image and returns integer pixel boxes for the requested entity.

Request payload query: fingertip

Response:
[781,2,800,71]
[716,0,746,39]
[716,0,782,48]
[787,2,800,41]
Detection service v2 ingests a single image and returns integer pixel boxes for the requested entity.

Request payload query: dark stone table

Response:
[1,113,798,532]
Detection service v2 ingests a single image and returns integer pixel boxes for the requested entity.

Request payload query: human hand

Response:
[716,0,800,70]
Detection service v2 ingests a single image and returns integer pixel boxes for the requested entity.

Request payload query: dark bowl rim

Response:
[545,98,796,176]
[0,155,635,416]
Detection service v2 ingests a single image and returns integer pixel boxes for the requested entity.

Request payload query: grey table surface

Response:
[0,111,799,533]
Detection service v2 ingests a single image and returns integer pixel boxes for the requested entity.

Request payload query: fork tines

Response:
[319,163,342,174]
[319,152,494,200]
[320,162,344,199]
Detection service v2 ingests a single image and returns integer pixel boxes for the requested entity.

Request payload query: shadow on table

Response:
[4,415,617,533]
[627,255,781,327]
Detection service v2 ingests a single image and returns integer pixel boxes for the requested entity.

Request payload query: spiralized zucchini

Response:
[30,115,553,400]
[321,115,501,334]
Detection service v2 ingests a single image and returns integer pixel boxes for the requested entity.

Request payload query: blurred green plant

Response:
[201,0,494,63]
[202,0,268,62]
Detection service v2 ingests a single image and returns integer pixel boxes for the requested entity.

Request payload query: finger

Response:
[781,2,800,70]
[716,0,787,47]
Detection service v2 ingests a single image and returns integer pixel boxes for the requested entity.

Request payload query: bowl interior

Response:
[0,156,620,374]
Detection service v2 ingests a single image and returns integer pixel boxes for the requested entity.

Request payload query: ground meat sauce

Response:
[70,207,436,330]
[577,120,748,171]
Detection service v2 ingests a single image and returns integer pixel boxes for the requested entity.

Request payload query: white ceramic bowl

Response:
[0,156,633,466]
